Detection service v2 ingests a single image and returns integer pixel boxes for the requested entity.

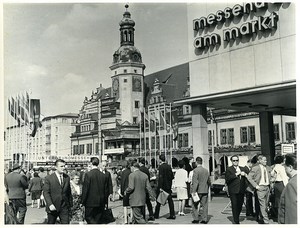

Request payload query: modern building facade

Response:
[176,2,296,168]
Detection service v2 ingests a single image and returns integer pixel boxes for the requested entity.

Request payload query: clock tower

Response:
[110,5,145,124]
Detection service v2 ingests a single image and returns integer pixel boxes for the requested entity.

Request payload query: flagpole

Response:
[170,103,173,168]
[148,106,151,165]
[163,103,166,159]
[144,108,147,163]
[139,109,142,158]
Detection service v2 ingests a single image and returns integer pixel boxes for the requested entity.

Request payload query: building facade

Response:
[176,2,296,168]
[4,113,78,169]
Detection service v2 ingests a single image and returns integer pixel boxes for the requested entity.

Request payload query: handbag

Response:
[102,206,115,224]
[157,189,169,205]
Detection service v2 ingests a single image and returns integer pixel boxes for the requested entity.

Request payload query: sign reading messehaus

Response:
[193,3,285,49]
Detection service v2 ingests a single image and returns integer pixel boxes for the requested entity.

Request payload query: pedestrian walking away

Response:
[4,163,29,224]
[191,156,211,224]
[81,157,107,224]
[125,161,155,224]
[154,154,176,220]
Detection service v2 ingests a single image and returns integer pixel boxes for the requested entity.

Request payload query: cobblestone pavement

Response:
[24,194,278,225]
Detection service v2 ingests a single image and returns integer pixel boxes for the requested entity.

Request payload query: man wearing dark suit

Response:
[278,154,297,224]
[225,155,248,224]
[247,155,272,224]
[154,154,176,220]
[4,163,29,224]
[191,156,211,224]
[100,161,113,206]
[244,159,255,217]
[43,159,73,224]
[125,161,155,224]
[139,157,155,221]
[81,157,107,224]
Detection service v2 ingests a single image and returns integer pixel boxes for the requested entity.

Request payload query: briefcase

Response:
[102,207,115,224]
[157,189,169,205]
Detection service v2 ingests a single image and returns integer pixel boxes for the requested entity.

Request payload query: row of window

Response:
[73,143,99,155]
[141,133,189,149]
[114,69,138,75]
[81,125,91,132]
[208,122,296,145]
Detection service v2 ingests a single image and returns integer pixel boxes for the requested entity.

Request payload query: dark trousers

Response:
[254,191,261,220]
[154,193,175,217]
[47,206,70,224]
[84,206,104,224]
[145,193,154,217]
[10,199,27,224]
[185,183,191,206]
[245,191,254,215]
[229,193,245,224]
[132,206,146,224]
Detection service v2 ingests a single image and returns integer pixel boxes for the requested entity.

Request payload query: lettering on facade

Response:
[193,3,282,49]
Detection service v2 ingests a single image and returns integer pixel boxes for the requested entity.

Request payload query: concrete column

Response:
[259,111,275,165]
[191,104,209,170]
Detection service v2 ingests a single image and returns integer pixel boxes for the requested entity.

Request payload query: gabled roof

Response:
[144,62,189,106]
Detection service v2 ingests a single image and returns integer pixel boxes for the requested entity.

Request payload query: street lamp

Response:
[210,109,215,183]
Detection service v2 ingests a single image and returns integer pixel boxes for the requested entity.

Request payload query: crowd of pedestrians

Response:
[225,153,297,224]
[4,153,297,224]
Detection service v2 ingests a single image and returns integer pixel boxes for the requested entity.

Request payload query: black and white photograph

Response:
[1,0,298,225]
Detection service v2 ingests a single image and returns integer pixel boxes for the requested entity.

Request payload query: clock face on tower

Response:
[133,77,142,92]
[112,78,119,92]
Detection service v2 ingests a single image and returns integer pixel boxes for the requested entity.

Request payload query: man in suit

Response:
[225,155,248,224]
[4,163,29,224]
[100,161,113,206]
[81,157,107,224]
[244,159,255,217]
[154,154,176,220]
[191,156,211,224]
[43,159,73,224]
[278,154,297,224]
[139,157,155,221]
[247,155,271,224]
[125,161,155,224]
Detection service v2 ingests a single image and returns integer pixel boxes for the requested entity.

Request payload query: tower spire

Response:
[119,4,135,46]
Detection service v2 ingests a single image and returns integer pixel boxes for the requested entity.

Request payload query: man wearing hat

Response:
[4,163,29,224]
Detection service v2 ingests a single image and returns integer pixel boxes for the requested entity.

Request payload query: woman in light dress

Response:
[174,160,188,216]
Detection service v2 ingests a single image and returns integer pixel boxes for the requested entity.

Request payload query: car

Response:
[211,175,226,195]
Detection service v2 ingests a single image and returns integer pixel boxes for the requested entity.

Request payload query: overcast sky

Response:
[3,3,189,120]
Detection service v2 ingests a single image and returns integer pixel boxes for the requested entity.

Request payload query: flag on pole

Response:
[30,99,42,137]
[169,110,178,141]
[159,110,166,129]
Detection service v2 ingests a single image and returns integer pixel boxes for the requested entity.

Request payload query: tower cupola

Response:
[119,4,135,46]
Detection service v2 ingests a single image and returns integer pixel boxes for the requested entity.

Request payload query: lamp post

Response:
[210,109,215,183]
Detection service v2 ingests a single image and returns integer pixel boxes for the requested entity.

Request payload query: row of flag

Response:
[7,92,42,137]
[140,108,178,141]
